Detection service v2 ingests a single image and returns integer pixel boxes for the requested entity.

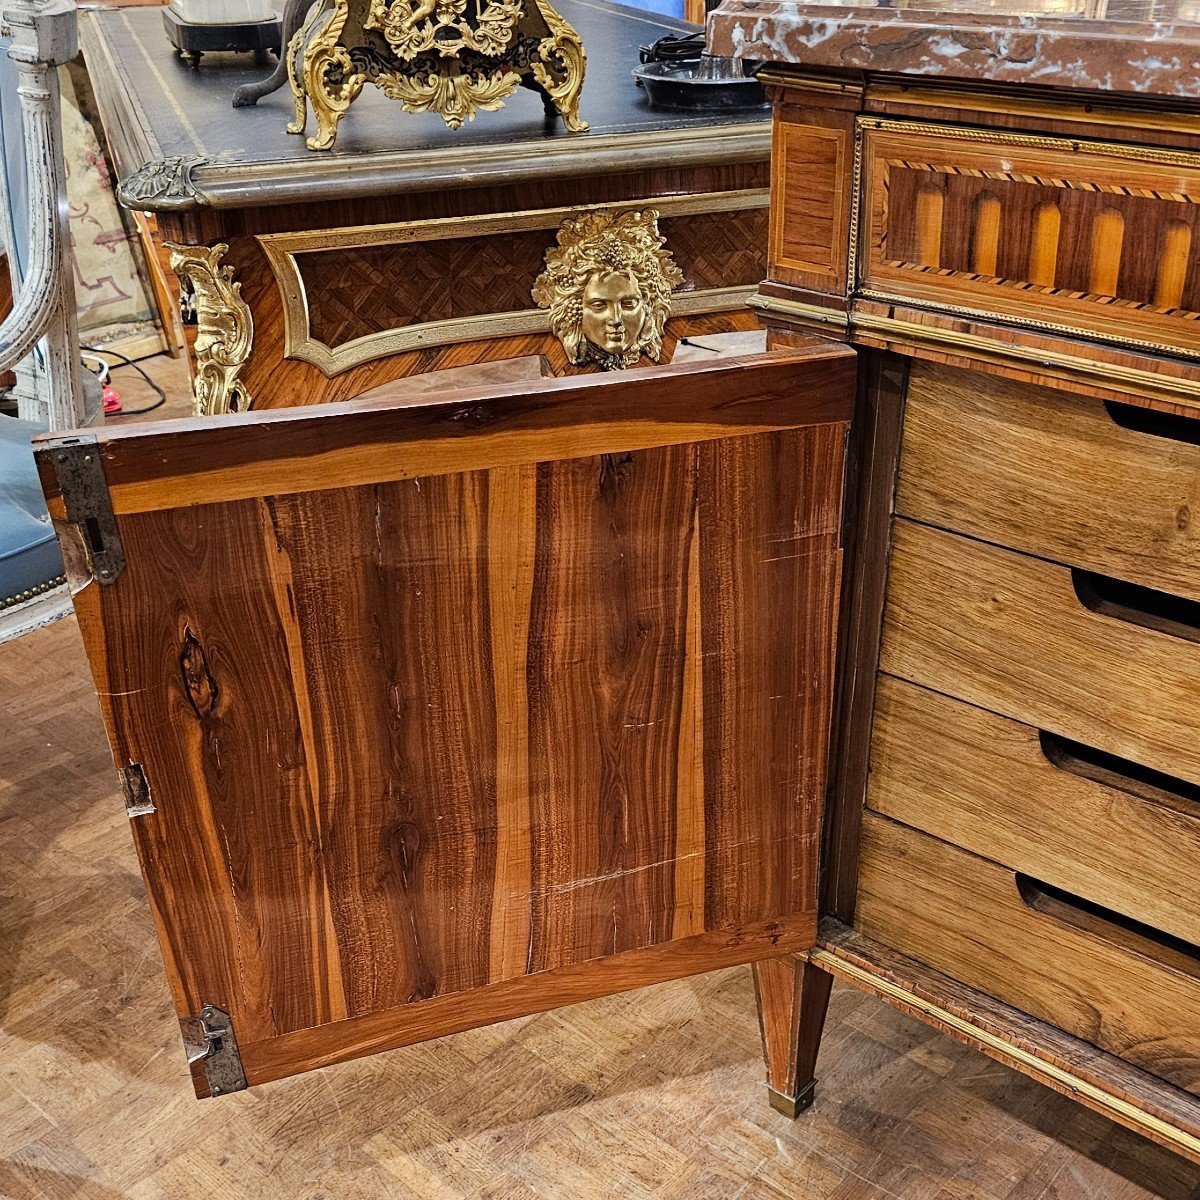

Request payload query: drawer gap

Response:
[1072,569,1200,644]
[1039,730,1200,820]
[1104,400,1200,448]
[1016,874,1200,981]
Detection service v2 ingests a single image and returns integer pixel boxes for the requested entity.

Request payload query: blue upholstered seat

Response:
[0,415,63,610]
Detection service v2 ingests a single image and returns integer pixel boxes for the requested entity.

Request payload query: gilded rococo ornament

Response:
[167,243,255,417]
[286,0,587,152]
[532,208,684,370]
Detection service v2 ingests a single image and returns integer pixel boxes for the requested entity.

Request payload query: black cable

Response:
[82,344,168,416]
[639,32,705,64]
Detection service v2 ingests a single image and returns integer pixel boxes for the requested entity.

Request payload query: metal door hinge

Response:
[119,763,153,817]
[181,1004,248,1096]
[39,435,124,585]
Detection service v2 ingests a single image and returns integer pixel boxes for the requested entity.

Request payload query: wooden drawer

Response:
[881,519,1200,787]
[869,674,1200,947]
[860,119,1200,359]
[897,362,1200,602]
[857,812,1200,1093]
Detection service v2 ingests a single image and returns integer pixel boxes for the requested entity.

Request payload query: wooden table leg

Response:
[753,953,834,1117]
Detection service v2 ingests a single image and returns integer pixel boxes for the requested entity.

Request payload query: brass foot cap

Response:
[767,1080,817,1119]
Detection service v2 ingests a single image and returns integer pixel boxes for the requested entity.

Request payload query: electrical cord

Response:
[639,32,705,64]
[82,344,167,416]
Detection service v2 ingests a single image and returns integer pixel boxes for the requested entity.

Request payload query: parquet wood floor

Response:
[6,621,1200,1199]
[6,341,1200,1197]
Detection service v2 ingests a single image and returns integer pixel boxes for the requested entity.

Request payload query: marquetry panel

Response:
[302,208,769,349]
[769,108,856,297]
[862,120,1200,357]
[263,199,769,375]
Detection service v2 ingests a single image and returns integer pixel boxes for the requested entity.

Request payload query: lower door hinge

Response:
[181,1004,248,1096]
[39,435,125,585]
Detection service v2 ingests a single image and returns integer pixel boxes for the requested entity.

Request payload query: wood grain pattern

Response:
[9,612,1200,1196]
[822,350,908,922]
[299,208,769,353]
[881,518,1200,790]
[751,954,832,1110]
[37,348,856,519]
[897,361,1200,602]
[156,163,771,409]
[850,294,1200,417]
[870,674,1200,949]
[46,350,852,1094]
[856,812,1200,1095]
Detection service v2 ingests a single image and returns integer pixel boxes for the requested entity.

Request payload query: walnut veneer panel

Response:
[869,675,1200,948]
[862,122,1200,357]
[46,350,853,1093]
[857,813,1200,1095]
[881,519,1200,789]
[897,363,1200,601]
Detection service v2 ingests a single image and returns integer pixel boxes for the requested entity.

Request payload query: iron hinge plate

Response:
[119,763,154,817]
[181,1004,248,1097]
[40,435,124,585]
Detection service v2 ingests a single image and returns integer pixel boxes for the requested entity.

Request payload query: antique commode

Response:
[40,0,1200,1165]
[706,0,1200,1163]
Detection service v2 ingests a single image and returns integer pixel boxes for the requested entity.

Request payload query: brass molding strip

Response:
[856,288,1200,364]
[755,67,861,95]
[857,115,1200,170]
[851,308,1200,408]
[811,947,1200,1162]
[120,124,771,212]
[748,293,849,330]
[260,191,769,377]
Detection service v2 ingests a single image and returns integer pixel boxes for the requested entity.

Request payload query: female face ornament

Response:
[533,208,684,370]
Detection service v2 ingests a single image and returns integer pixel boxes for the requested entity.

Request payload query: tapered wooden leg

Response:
[752,953,834,1117]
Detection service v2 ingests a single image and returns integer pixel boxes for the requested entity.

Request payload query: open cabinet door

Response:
[35,346,855,1097]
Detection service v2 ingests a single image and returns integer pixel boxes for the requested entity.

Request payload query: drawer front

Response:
[857,812,1200,1093]
[881,519,1200,787]
[869,674,1200,947]
[861,119,1200,358]
[897,362,1200,602]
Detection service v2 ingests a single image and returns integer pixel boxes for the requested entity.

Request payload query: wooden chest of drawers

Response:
[709,0,1200,1164]
[868,364,1200,1096]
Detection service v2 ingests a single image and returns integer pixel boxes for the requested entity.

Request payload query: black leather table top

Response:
[83,0,771,211]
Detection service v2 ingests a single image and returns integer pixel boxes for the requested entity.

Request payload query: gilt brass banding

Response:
[851,308,1200,409]
[810,948,1200,1160]
[857,116,1200,171]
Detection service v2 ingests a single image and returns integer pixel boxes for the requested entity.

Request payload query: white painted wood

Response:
[0,0,90,430]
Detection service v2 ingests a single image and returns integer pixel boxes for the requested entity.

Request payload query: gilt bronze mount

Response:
[167,242,255,416]
[533,208,683,370]
[286,0,588,151]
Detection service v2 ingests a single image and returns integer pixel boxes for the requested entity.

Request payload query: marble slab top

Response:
[707,0,1200,101]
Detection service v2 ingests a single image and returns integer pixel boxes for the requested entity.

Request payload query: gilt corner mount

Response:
[533,207,684,370]
[167,242,255,417]
[284,0,588,151]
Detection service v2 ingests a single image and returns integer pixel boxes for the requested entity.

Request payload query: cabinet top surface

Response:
[708,0,1200,101]
[87,0,770,213]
